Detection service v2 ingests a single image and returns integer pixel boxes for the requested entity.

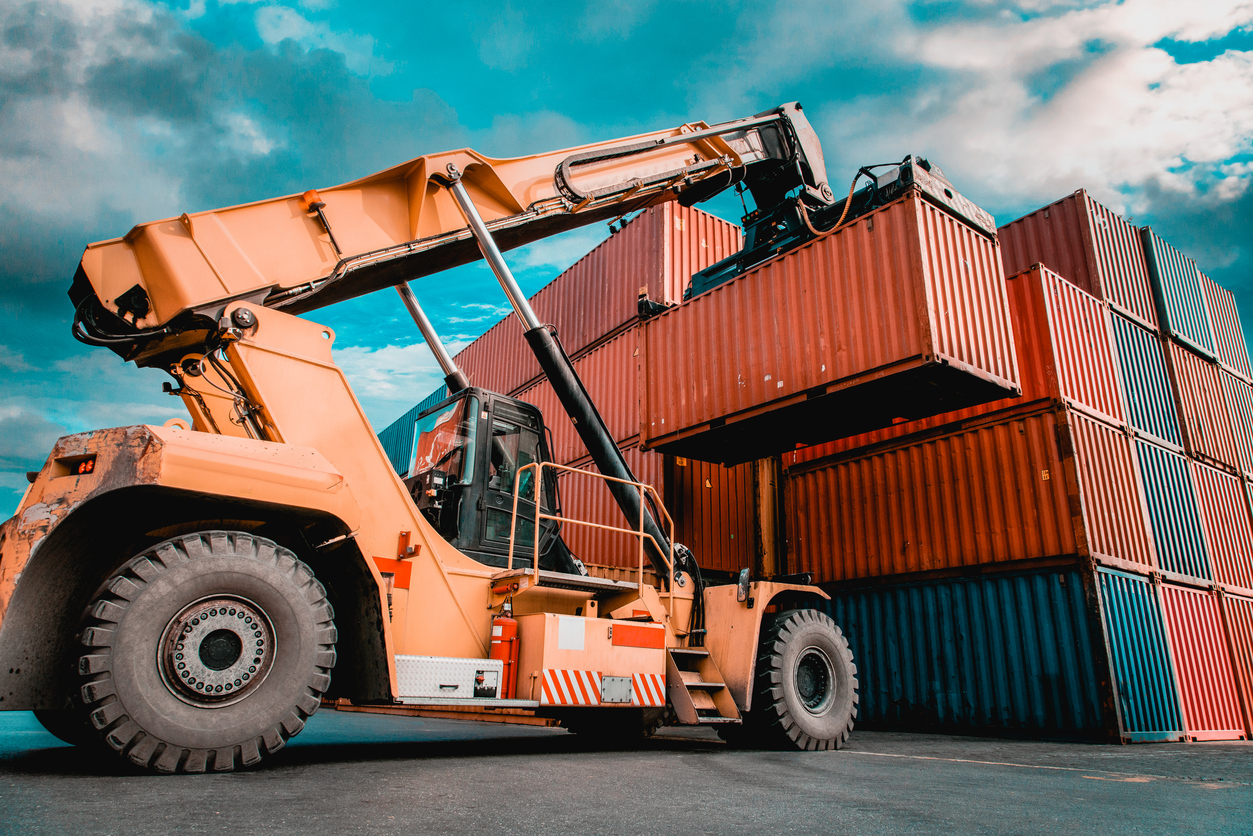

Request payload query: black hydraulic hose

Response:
[523,325,675,586]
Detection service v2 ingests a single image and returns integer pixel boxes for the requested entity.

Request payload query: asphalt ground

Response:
[1,709,1250,835]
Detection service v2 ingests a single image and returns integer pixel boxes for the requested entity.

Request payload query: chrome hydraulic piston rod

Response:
[395,282,469,393]
[441,165,678,584]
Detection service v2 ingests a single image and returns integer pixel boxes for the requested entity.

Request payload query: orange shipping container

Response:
[784,405,1155,583]
[640,190,1020,465]
[1221,591,1253,737]
[1193,463,1253,594]
[785,263,1126,467]
[1166,340,1240,472]
[1160,584,1246,741]
[455,203,741,396]
[998,189,1157,331]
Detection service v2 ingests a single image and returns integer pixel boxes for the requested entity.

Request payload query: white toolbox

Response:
[396,655,504,702]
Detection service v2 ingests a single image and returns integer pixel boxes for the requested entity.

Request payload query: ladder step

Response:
[669,648,710,657]
[696,716,740,725]
[687,681,726,690]
[492,568,638,595]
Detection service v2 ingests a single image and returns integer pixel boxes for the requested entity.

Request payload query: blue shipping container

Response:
[1110,312,1184,448]
[1133,438,1212,581]
[378,384,449,475]
[1141,227,1215,358]
[1096,568,1185,741]
[822,569,1108,739]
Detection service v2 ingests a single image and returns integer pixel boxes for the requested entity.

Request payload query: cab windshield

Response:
[409,396,478,483]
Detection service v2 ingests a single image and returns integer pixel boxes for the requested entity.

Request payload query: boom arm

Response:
[71,103,830,368]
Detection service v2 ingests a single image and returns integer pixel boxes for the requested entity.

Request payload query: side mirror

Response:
[736,568,751,603]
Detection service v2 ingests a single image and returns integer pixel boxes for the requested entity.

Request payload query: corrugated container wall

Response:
[785,263,1125,467]
[1223,372,1253,480]
[998,190,1157,330]
[1096,569,1186,741]
[378,384,449,475]
[515,328,640,464]
[641,191,1020,464]
[455,204,741,396]
[1141,227,1215,358]
[1110,312,1183,449]
[1134,439,1211,583]
[1220,592,1253,737]
[1159,584,1246,740]
[821,568,1108,738]
[1193,462,1253,593]
[555,445,665,571]
[1165,341,1239,471]
[1200,270,1253,381]
[785,406,1154,583]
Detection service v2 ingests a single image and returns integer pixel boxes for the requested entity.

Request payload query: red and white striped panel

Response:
[632,673,666,707]
[541,669,602,706]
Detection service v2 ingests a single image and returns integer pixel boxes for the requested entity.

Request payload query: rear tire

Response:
[751,609,857,751]
[74,531,337,773]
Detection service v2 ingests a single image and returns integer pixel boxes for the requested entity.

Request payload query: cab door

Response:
[479,398,559,567]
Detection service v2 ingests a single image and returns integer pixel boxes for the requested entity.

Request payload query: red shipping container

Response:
[784,405,1154,583]
[556,446,753,575]
[516,328,640,464]
[1199,270,1251,382]
[1192,462,1253,594]
[999,189,1156,330]
[455,203,741,396]
[1160,584,1246,741]
[641,190,1020,465]
[1223,370,1253,480]
[784,263,1126,467]
[1221,591,1253,737]
[1166,340,1240,471]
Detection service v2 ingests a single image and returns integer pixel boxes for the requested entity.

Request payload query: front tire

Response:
[75,531,337,773]
[752,609,857,751]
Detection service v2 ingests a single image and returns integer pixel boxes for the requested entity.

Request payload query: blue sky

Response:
[2,0,1252,514]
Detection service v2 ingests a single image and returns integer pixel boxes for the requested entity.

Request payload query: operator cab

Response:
[403,386,581,573]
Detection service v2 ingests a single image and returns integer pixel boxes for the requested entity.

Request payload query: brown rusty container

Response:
[1165,340,1240,472]
[784,404,1155,583]
[516,328,640,464]
[1223,370,1253,480]
[1159,583,1247,741]
[999,189,1157,331]
[1192,461,1253,595]
[1200,270,1253,382]
[1220,591,1253,737]
[455,203,741,396]
[639,190,1020,465]
[555,445,754,576]
[785,263,1126,467]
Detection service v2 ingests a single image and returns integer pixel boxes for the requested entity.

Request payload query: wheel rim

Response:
[158,596,276,708]
[794,645,835,715]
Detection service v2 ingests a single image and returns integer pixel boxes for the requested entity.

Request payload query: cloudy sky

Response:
[2,0,1252,514]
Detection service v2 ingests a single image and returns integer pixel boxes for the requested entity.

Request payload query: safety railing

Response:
[506,461,675,607]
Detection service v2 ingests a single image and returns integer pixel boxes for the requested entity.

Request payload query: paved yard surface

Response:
[1,710,1249,835]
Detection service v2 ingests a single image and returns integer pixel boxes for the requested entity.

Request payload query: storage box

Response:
[640,190,1020,464]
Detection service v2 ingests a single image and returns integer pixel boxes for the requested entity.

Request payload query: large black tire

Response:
[74,531,336,773]
[750,609,857,751]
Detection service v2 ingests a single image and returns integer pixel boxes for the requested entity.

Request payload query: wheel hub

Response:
[795,646,834,715]
[159,596,275,707]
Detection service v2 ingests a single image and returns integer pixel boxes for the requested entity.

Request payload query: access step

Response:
[492,568,639,596]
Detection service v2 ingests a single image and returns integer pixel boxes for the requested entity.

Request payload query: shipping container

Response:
[822,568,1109,739]
[1220,591,1253,737]
[1159,583,1246,740]
[554,445,754,576]
[378,384,450,475]
[1221,370,1253,481]
[455,203,741,396]
[1109,311,1183,449]
[785,406,1154,583]
[999,190,1156,330]
[640,190,1020,464]
[1095,568,1186,741]
[514,328,640,464]
[1165,340,1239,471]
[1200,270,1253,382]
[1193,462,1253,594]
[1134,438,1211,583]
[1141,227,1215,359]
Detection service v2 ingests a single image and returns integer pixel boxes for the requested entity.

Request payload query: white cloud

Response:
[333,340,468,427]
[254,5,388,76]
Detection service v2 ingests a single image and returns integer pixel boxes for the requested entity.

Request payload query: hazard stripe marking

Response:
[542,670,665,706]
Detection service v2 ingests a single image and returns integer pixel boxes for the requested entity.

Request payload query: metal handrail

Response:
[506,461,676,609]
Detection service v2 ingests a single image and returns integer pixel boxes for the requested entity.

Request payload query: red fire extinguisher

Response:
[490,601,520,700]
